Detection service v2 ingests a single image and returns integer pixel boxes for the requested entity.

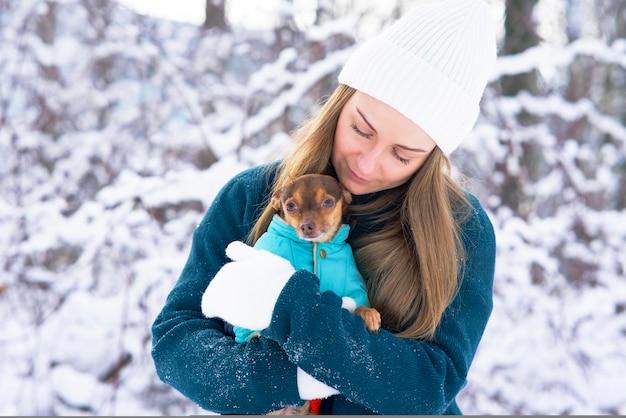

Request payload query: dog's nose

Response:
[300,221,316,237]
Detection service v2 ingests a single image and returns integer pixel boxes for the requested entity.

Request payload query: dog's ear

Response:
[340,186,352,217]
[342,187,352,205]
[270,189,282,213]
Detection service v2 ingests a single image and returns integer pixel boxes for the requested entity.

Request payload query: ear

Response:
[270,190,282,212]
[342,188,352,205]
[340,187,352,217]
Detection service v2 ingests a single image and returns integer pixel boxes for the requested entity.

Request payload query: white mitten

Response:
[341,296,357,313]
[201,241,295,330]
[297,367,340,400]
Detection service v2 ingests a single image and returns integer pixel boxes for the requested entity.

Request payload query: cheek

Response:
[386,164,421,188]
[331,126,347,162]
[394,171,416,186]
[333,124,356,156]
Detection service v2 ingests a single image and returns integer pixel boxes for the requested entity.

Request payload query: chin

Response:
[344,183,375,196]
[347,181,403,196]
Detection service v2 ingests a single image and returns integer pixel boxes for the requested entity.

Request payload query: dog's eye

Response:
[322,199,335,208]
[286,202,297,212]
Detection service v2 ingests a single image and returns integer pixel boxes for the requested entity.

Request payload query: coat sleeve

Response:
[150,164,303,414]
[261,195,496,415]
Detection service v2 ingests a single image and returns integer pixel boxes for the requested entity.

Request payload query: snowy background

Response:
[1,0,625,415]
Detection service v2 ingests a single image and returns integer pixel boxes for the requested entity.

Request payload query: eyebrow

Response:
[356,107,428,153]
[397,144,428,153]
[356,107,378,134]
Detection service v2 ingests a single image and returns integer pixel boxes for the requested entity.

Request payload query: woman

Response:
[151,0,497,414]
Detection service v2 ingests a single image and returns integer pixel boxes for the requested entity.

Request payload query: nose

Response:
[356,145,383,175]
[300,221,316,237]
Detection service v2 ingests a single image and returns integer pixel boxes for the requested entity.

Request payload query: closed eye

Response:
[350,124,372,139]
[352,121,418,165]
[392,148,411,165]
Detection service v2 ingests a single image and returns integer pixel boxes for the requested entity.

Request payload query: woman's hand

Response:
[201,241,296,331]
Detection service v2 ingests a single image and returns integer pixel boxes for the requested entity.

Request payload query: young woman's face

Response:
[331,91,437,195]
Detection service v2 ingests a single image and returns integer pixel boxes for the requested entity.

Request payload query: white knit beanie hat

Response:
[338,0,497,154]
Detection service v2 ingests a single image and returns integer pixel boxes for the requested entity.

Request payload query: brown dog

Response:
[271,174,381,332]
[265,174,381,415]
[272,173,351,243]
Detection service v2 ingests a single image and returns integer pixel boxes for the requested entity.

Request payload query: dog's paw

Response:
[354,306,382,334]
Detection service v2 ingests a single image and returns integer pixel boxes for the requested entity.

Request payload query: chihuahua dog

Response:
[272,173,350,243]
[261,173,381,416]
[267,173,381,331]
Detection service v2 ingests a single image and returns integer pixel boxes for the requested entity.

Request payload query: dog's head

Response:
[271,174,352,242]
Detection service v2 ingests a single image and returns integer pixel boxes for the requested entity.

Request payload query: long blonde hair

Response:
[249,84,470,340]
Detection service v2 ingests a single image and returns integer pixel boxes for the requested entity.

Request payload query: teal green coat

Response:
[234,214,370,343]
[151,162,496,415]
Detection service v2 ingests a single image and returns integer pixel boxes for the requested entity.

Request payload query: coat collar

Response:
[268,214,350,244]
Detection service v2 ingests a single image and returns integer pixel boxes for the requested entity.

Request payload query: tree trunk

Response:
[500,0,540,97]
[35,1,61,137]
[496,0,543,218]
[203,0,227,30]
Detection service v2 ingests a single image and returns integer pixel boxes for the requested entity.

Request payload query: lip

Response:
[347,166,369,184]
